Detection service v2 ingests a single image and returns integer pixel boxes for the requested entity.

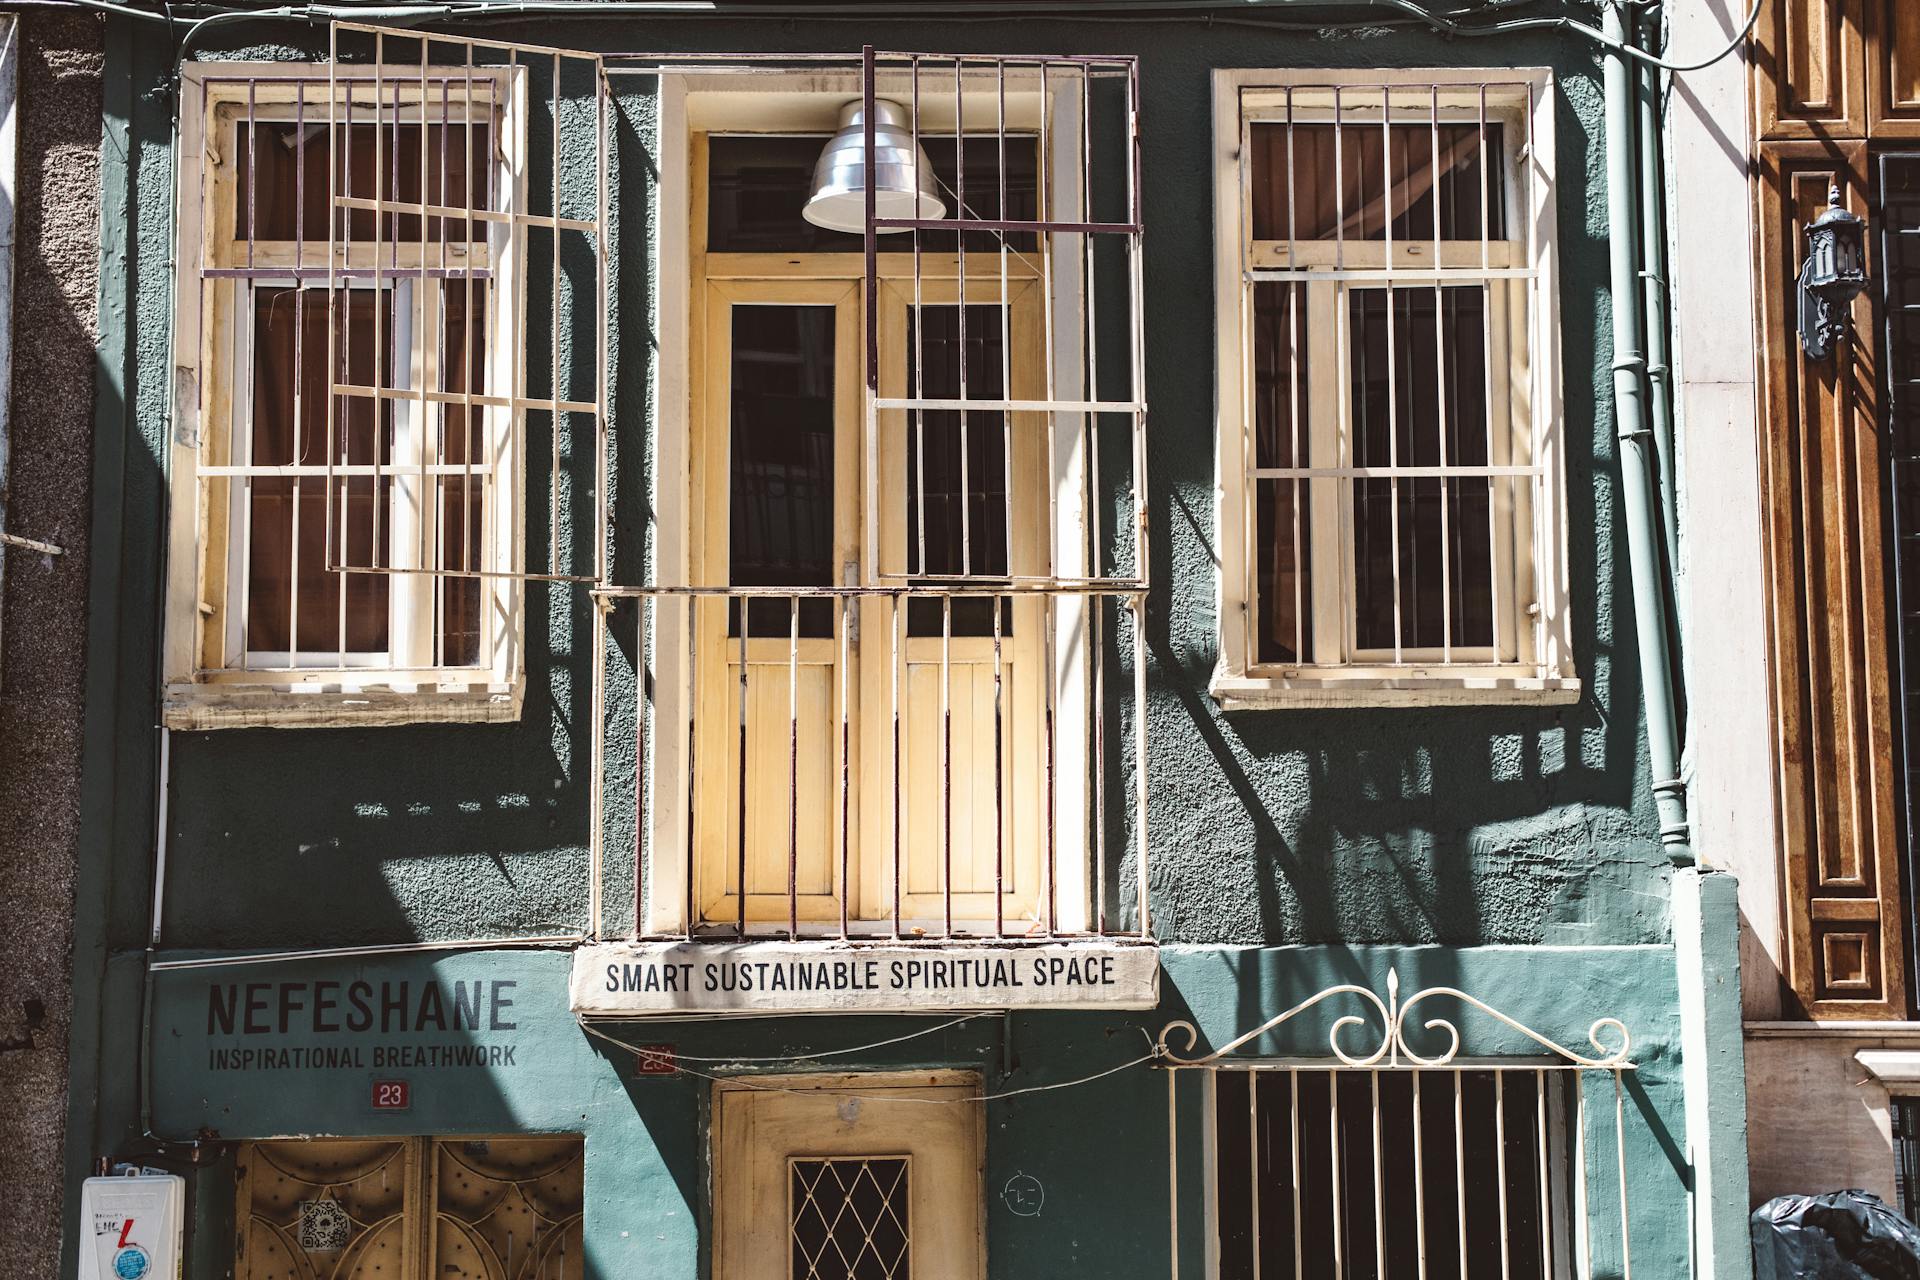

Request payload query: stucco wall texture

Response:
[122,19,1667,955]
[0,11,104,1276]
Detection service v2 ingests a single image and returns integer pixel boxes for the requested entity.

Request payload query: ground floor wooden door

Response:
[690,273,1051,933]
[711,1072,985,1280]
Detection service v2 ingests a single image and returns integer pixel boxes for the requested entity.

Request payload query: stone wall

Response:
[0,12,103,1276]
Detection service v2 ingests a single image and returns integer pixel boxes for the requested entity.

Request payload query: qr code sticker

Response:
[297,1199,352,1252]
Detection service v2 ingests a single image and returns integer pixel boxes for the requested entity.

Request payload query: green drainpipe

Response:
[1603,0,1693,865]
[1637,6,1682,593]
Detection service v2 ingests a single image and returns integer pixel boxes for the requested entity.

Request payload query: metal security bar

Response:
[861,48,1147,591]
[607,584,1147,942]
[1878,153,1920,1006]
[1160,975,1635,1280]
[605,48,1150,944]
[1235,77,1562,677]
[323,23,610,591]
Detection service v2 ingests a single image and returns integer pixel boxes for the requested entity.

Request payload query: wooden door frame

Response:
[710,1071,986,1280]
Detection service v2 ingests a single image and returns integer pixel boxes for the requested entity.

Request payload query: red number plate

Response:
[371,1080,411,1110]
[635,1045,676,1075]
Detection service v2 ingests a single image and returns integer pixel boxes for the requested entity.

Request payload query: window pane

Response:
[247,287,391,656]
[730,305,837,638]
[247,477,390,655]
[236,118,495,243]
[1253,282,1311,664]
[1250,122,1505,243]
[707,135,1038,254]
[904,304,1010,637]
[1348,286,1495,654]
[435,285,486,666]
[1896,1098,1920,1222]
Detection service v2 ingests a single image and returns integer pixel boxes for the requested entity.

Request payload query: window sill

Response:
[162,679,524,730]
[1209,665,1582,710]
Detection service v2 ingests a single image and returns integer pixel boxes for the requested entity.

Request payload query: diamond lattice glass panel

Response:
[789,1157,911,1280]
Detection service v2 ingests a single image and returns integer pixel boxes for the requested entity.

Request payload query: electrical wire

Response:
[147,933,588,970]
[577,1016,1164,1104]
[0,0,1764,77]
[578,1012,991,1062]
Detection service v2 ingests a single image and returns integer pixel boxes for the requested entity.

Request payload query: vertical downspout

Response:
[1637,7,1682,597]
[1603,0,1694,864]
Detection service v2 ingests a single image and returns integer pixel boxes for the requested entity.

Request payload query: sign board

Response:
[571,941,1160,1016]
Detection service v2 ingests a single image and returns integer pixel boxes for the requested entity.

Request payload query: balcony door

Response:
[690,276,1049,933]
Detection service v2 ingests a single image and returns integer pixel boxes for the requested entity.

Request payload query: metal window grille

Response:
[1895,1097,1920,1224]
[1234,78,1562,676]
[790,1156,912,1280]
[1160,974,1636,1280]
[322,25,610,590]
[1878,153,1920,1006]
[602,49,1150,944]
[177,28,611,686]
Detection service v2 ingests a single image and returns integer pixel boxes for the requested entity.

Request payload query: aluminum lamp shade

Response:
[802,99,945,235]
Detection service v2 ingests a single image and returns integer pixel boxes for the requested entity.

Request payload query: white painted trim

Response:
[1665,0,1784,1018]
[163,61,530,730]
[1210,66,1571,709]
[643,70,693,936]
[1209,667,1580,710]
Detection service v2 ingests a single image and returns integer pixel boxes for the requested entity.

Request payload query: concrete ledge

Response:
[1855,1049,1920,1088]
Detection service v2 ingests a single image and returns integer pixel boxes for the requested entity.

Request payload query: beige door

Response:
[692,280,863,929]
[691,273,1050,932]
[867,279,1049,930]
[712,1072,985,1280]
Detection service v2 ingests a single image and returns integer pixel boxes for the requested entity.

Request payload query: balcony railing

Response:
[601,582,1149,943]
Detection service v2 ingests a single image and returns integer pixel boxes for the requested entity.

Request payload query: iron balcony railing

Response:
[603,582,1150,943]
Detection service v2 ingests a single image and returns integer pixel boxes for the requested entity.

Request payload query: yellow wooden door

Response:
[712,1073,984,1280]
[866,279,1049,932]
[693,280,863,929]
[692,275,1049,933]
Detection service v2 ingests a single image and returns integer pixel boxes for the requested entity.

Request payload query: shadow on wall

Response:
[1127,58,1666,950]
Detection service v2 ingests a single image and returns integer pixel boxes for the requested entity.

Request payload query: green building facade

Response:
[62,5,1751,1278]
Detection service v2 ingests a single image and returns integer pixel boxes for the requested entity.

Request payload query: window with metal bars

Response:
[1895,1098,1920,1223]
[1212,70,1577,707]
[1211,1068,1578,1280]
[188,70,516,673]
[163,46,605,729]
[1881,152,1920,1009]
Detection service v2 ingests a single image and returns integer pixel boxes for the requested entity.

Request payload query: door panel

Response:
[694,283,862,928]
[872,282,1049,931]
[1756,0,1867,140]
[712,1073,984,1280]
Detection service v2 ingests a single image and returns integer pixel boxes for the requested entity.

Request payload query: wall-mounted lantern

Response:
[1797,183,1870,360]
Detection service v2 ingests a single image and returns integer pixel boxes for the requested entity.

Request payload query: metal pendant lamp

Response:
[802,99,945,235]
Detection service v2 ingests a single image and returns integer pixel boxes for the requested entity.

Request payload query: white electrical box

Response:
[78,1174,186,1280]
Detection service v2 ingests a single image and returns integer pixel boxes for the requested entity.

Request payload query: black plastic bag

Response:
[1751,1190,1920,1280]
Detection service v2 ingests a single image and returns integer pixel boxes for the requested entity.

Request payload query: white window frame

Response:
[163,62,527,729]
[1210,67,1578,709]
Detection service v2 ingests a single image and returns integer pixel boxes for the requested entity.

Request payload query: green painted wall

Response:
[102,13,1669,956]
[145,944,1692,1280]
[65,8,1716,1274]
